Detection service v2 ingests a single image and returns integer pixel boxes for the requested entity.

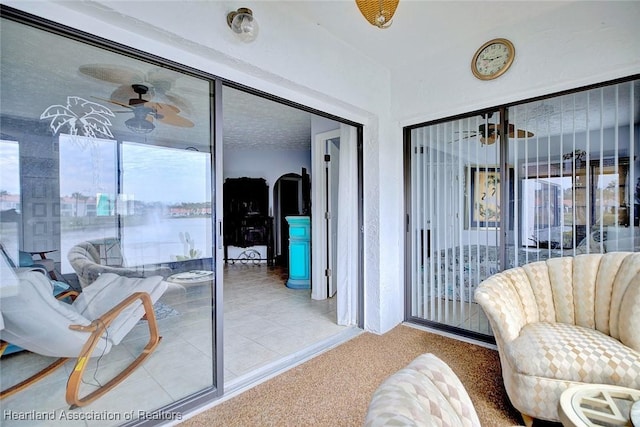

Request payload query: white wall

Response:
[392,2,640,125]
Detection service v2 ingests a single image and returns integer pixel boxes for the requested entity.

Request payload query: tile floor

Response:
[0,263,353,427]
[221,263,351,387]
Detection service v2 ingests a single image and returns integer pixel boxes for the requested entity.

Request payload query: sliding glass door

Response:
[407,112,504,335]
[1,13,218,424]
[406,78,639,339]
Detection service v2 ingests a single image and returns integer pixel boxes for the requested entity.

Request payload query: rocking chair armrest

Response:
[68,291,154,333]
[56,290,79,302]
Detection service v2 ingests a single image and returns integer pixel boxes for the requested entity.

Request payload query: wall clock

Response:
[471,38,515,80]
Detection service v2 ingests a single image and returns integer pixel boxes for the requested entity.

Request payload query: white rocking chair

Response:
[0,270,167,408]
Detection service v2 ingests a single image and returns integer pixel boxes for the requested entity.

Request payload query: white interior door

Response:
[327,137,340,297]
[311,129,340,300]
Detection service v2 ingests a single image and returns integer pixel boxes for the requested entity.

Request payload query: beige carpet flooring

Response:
[180,324,562,427]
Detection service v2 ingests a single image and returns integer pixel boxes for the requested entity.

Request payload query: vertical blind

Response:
[407,79,639,337]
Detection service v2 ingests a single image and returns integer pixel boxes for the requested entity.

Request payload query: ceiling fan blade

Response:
[448,133,478,143]
[479,123,535,140]
[92,96,133,110]
[79,64,144,85]
[511,129,534,138]
[502,123,535,138]
[159,114,194,128]
[163,92,193,115]
[147,102,179,114]
[480,136,498,145]
[78,64,144,85]
[146,68,179,88]
[147,102,194,127]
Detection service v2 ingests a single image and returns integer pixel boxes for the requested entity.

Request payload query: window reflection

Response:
[0,140,20,259]
[1,15,215,423]
[59,134,117,273]
[121,142,212,266]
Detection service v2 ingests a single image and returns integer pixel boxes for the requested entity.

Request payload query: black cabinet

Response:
[223,177,274,264]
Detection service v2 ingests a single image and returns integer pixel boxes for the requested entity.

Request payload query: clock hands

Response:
[482,55,506,61]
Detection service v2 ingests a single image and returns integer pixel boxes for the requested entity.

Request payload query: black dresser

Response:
[223,177,274,264]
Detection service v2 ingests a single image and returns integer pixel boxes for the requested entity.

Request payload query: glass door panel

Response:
[408,112,500,335]
[508,80,639,261]
[1,16,216,424]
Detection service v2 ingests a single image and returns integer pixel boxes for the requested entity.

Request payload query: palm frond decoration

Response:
[40,96,115,138]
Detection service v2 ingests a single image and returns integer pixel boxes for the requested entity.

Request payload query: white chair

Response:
[68,238,172,288]
[475,252,640,425]
[0,270,167,408]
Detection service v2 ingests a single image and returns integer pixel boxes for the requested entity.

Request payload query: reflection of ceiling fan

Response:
[96,84,194,133]
[79,64,193,113]
[456,123,534,145]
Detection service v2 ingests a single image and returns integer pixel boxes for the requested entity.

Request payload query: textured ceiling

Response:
[222,87,313,151]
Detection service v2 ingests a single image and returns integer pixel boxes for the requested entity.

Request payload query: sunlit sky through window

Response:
[0,136,210,205]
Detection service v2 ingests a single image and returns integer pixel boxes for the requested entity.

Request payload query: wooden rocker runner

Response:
[0,271,167,408]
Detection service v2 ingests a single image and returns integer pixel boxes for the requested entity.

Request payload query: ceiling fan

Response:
[96,84,194,133]
[79,64,193,113]
[456,123,534,145]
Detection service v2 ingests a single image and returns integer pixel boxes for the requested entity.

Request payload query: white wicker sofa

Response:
[474,252,640,426]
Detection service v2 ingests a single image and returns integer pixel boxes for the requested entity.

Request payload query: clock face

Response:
[472,39,515,80]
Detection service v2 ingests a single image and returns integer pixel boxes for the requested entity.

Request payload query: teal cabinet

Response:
[285,216,310,289]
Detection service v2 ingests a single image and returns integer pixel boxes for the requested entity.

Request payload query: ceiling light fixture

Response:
[355,0,399,29]
[125,107,155,134]
[226,8,259,42]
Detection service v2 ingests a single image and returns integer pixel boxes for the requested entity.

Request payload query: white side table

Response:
[559,384,640,427]
[166,270,213,286]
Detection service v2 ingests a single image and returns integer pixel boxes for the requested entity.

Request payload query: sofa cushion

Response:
[364,354,480,427]
[365,374,464,426]
[507,321,640,387]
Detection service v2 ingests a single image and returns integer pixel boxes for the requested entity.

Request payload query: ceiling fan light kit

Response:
[125,114,155,134]
[227,7,259,42]
[356,0,399,29]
